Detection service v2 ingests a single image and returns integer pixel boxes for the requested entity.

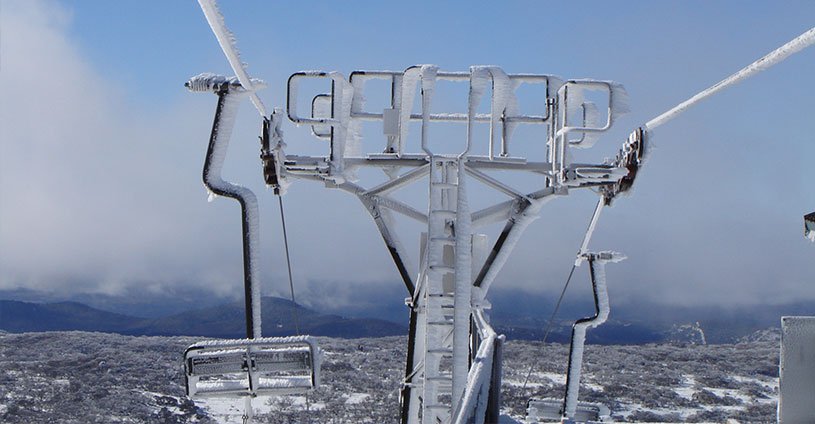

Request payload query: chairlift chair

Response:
[184,336,320,398]
[183,74,321,400]
[526,399,610,423]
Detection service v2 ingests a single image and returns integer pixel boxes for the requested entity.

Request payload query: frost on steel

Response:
[184,1,814,423]
[185,64,641,424]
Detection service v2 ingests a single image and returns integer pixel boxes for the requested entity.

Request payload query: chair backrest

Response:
[184,336,320,398]
[526,398,610,422]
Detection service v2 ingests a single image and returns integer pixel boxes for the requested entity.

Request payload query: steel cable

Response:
[278,196,301,335]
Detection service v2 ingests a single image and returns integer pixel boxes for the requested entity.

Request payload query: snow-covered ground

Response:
[0,331,778,423]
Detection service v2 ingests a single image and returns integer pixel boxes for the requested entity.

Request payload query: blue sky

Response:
[1,0,813,309]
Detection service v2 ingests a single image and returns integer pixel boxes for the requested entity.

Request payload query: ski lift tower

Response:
[208,64,638,424]
[183,5,814,418]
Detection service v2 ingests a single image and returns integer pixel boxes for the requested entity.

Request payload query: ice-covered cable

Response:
[645,26,815,130]
[521,199,607,389]
[520,263,576,390]
[197,0,268,117]
[574,198,605,266]
[278,196,301,335]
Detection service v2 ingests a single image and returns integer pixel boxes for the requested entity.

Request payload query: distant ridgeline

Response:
[0,294,806,343]
[0,297,405,339]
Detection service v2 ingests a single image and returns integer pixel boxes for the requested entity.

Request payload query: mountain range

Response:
[0,297,405,338]
[1,287,811,343]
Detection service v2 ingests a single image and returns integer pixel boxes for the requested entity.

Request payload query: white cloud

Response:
[0,1,812,310]
[0,1,230,294]
[0,1,398,299]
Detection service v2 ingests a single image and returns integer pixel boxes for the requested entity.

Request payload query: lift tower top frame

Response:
[246,64,641,424]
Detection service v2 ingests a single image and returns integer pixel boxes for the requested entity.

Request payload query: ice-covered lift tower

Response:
[186,2,814,422]
[185,54,641,424]
[254,66,637,424]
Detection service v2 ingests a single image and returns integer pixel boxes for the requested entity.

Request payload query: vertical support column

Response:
[779,316,815,423]
[402,306,423,424]
[422,158,456,424]
[562,251,623,421]
[452,160,472,410]
[198,82,262,340]
[484,335,505,424]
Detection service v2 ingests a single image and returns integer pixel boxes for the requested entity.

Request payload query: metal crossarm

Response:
[271,65,631,424]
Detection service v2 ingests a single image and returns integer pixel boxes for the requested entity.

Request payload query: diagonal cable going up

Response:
[520,262,577,390]
[278,196,301,335]
[645,26,815,130]
[521,197,606,389]
[198,0,268,118]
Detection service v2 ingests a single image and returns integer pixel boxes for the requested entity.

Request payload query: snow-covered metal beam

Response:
[196,0,268,117]
[472,195,557,297]
[562,251,625,421]
[188,74,262,339]
[645,26,815,131]
[357,195,416,294]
